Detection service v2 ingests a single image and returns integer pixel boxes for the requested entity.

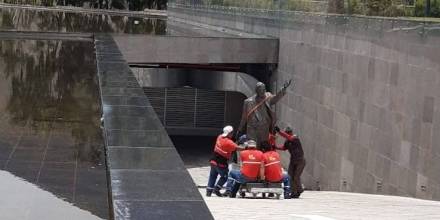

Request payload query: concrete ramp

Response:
[113,35,278,64]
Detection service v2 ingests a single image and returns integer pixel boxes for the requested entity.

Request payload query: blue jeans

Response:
[207,164,228,192]
[225,169,254,193]
[277,173,291,194]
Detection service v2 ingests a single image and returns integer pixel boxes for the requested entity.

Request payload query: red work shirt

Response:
[268,133,276,149]
[213,135,237,160]
[277,131,304,160]
[263,151,283,182]
[240,149,264,180]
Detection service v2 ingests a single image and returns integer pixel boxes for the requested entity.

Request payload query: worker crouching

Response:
[223,140,264,198]
[260,142,291,199]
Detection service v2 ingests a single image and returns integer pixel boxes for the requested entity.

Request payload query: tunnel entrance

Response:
[143,87,245,136]
[170,135,215,168]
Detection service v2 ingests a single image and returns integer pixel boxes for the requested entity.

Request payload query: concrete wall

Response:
[112,34,278,64]
[169,5,440,200]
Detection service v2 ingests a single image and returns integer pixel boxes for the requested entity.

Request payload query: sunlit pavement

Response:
[188,167,440,220]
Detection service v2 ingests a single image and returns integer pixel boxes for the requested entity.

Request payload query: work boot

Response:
[222,190,231,197]
[214,187,223,197]
[284,192,291,199]
[290,192,301,199]
[222,190,237,198]
[206,190,213,197]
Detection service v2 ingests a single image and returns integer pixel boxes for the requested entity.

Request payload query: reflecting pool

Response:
[0,7,166,34]
[0,39,108,219]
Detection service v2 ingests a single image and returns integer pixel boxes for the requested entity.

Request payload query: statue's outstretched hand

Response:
[283,79,292,90]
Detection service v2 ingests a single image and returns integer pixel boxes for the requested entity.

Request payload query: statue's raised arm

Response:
[269,79,292,105]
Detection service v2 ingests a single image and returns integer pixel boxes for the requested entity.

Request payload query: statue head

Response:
[285,126,293,135]
[255,82,266,98]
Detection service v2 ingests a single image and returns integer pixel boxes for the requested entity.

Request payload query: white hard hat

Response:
[221,125,233,137]
[247,140,257,148]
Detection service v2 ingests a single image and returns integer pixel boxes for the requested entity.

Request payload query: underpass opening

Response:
[170,135,215,169]
[131,65,267,137]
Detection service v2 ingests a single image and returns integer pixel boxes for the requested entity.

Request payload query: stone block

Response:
[397,167,410,190]
[372,83,391,108]
[389,87,405,113]
[390,136,402,162]
[107,147,185,170]
[389,62,399,86]
[382,157,391,182]
[420,123,433,150]
[348,76,361,99]
[300,97,314,119]
[113,200,213,220]
[407,169,418,197]
[389,161,400,187]
[356,146,369,170]
[366,150,376,175]
[411,118,422,147]
[428,155,440,184]
[376,132,393,159]
[365,103,380,128]
[338,135,350,158]
[378,108,392,133]
[433,113,440,157]
[336,112,351,138]
[399,141,411,168]
[350,119,359,141]
[317,105,334,129]
[358,122,372,148]
[375,59,390,84]
[358,101,366,122]
[423,96,435,123]
[416,173,429,199]
[417,148,432,177]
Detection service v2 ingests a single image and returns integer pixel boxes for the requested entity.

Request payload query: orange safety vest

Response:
[213,135,237,160]
[240,149,264,180]
[263,151,283,182]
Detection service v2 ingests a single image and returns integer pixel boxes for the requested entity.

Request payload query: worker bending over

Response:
[275,126,305,198]
[207,125,240,197]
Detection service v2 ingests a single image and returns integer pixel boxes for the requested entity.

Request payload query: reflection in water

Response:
[0,40,108,219]
[0,0,167,10]
[0,170,103,220]
[0,7,166,34]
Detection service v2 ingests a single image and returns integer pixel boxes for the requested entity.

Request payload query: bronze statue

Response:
[238,80,292,146]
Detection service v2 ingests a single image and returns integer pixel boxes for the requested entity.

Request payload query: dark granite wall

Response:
[169,5,440,200]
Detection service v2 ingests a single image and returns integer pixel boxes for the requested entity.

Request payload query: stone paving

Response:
[188,166,440,220]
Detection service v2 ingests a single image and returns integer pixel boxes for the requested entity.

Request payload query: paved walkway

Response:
[188,166,440,220]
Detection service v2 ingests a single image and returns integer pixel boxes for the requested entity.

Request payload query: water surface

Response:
[0,39,108,219]
[0,7,166,34]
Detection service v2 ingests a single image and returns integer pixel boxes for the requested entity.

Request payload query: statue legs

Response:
[246,123,270,147]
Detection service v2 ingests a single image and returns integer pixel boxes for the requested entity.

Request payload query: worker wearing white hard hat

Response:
[206,125,238,197]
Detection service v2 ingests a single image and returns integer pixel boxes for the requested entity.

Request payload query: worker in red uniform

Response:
[223,140,264,198]
[207,125,239,197]
[275,126,305,198]
[261,143,291,199]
